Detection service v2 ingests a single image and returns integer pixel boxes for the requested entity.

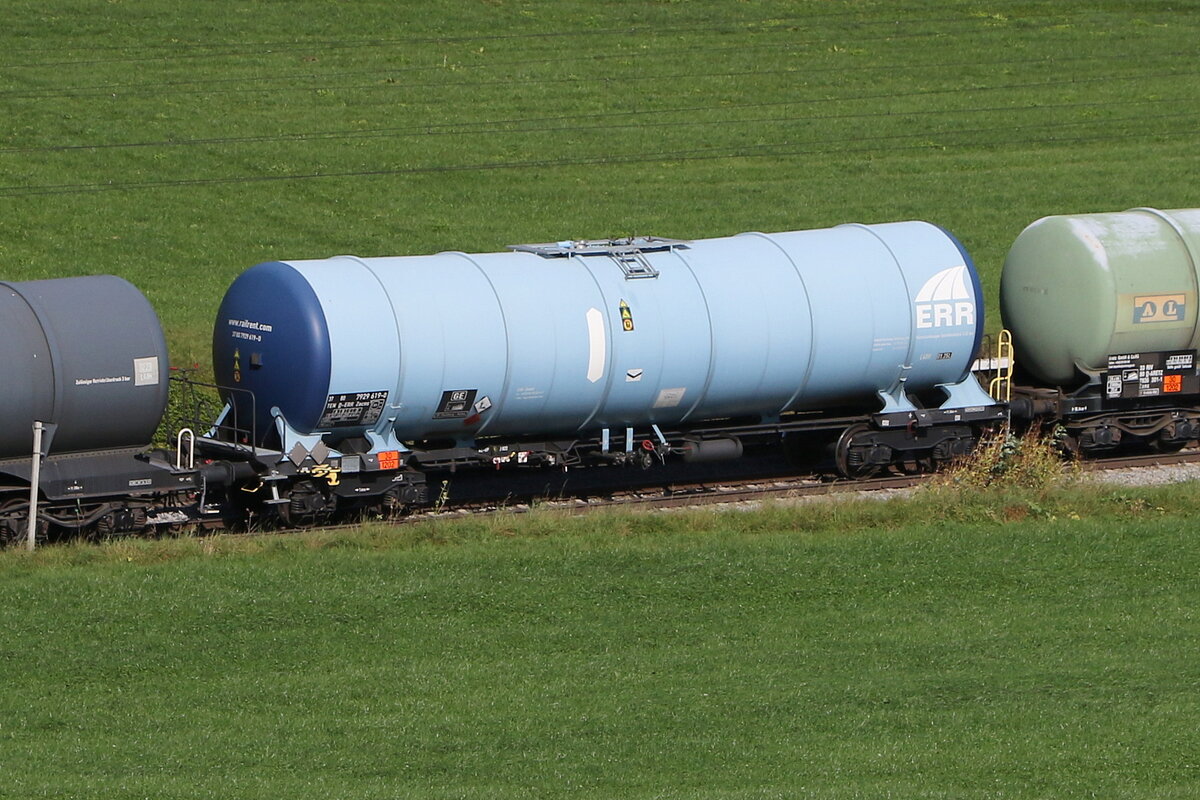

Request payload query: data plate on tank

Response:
[133,356,160,387]
[1104,352,1199,400]
[317,391,389,428]
[433,389,478,419]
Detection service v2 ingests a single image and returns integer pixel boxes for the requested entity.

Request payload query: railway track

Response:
[396,448,1200,523]
[15,449,1198,546]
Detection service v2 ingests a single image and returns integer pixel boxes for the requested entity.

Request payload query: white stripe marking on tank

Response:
[586,307,606,383]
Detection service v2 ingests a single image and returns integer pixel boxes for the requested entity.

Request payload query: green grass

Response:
[3,1,1199,366]
[5,2,1200,796]
[3,482,1200,798]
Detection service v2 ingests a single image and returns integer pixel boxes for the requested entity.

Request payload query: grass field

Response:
[4,2,1200,796]
[3,482,1200,798]
[3,1,1199,365]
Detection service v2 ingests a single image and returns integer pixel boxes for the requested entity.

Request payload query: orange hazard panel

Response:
[378,450,401,470]
[1164,374,1183,393]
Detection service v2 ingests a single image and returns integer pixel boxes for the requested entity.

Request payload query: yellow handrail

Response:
[988,329,1014,402]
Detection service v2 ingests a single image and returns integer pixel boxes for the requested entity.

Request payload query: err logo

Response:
[914,265,975,329]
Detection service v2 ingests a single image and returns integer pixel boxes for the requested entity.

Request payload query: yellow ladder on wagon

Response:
[989,329,1013,402]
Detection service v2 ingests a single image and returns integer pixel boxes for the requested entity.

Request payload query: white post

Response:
[27,421,43,551]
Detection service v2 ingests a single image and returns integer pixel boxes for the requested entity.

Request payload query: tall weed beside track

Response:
[935,425,1078,491]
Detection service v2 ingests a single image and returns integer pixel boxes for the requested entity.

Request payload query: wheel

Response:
[834,424,886,479]
[0,518,20,547]
[377,486,410,520]
[1056,432,1081,458]
[0,514,49,547]
[893,453,933,475]
[278,480,332,528]
[1150,437,1187,454]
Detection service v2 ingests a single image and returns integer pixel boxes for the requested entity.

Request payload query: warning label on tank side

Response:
[619,300,635,332]
[433,389,478,419]
[1104,351,1198,399]
[463,395,493,426]
[318,390,389,428]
